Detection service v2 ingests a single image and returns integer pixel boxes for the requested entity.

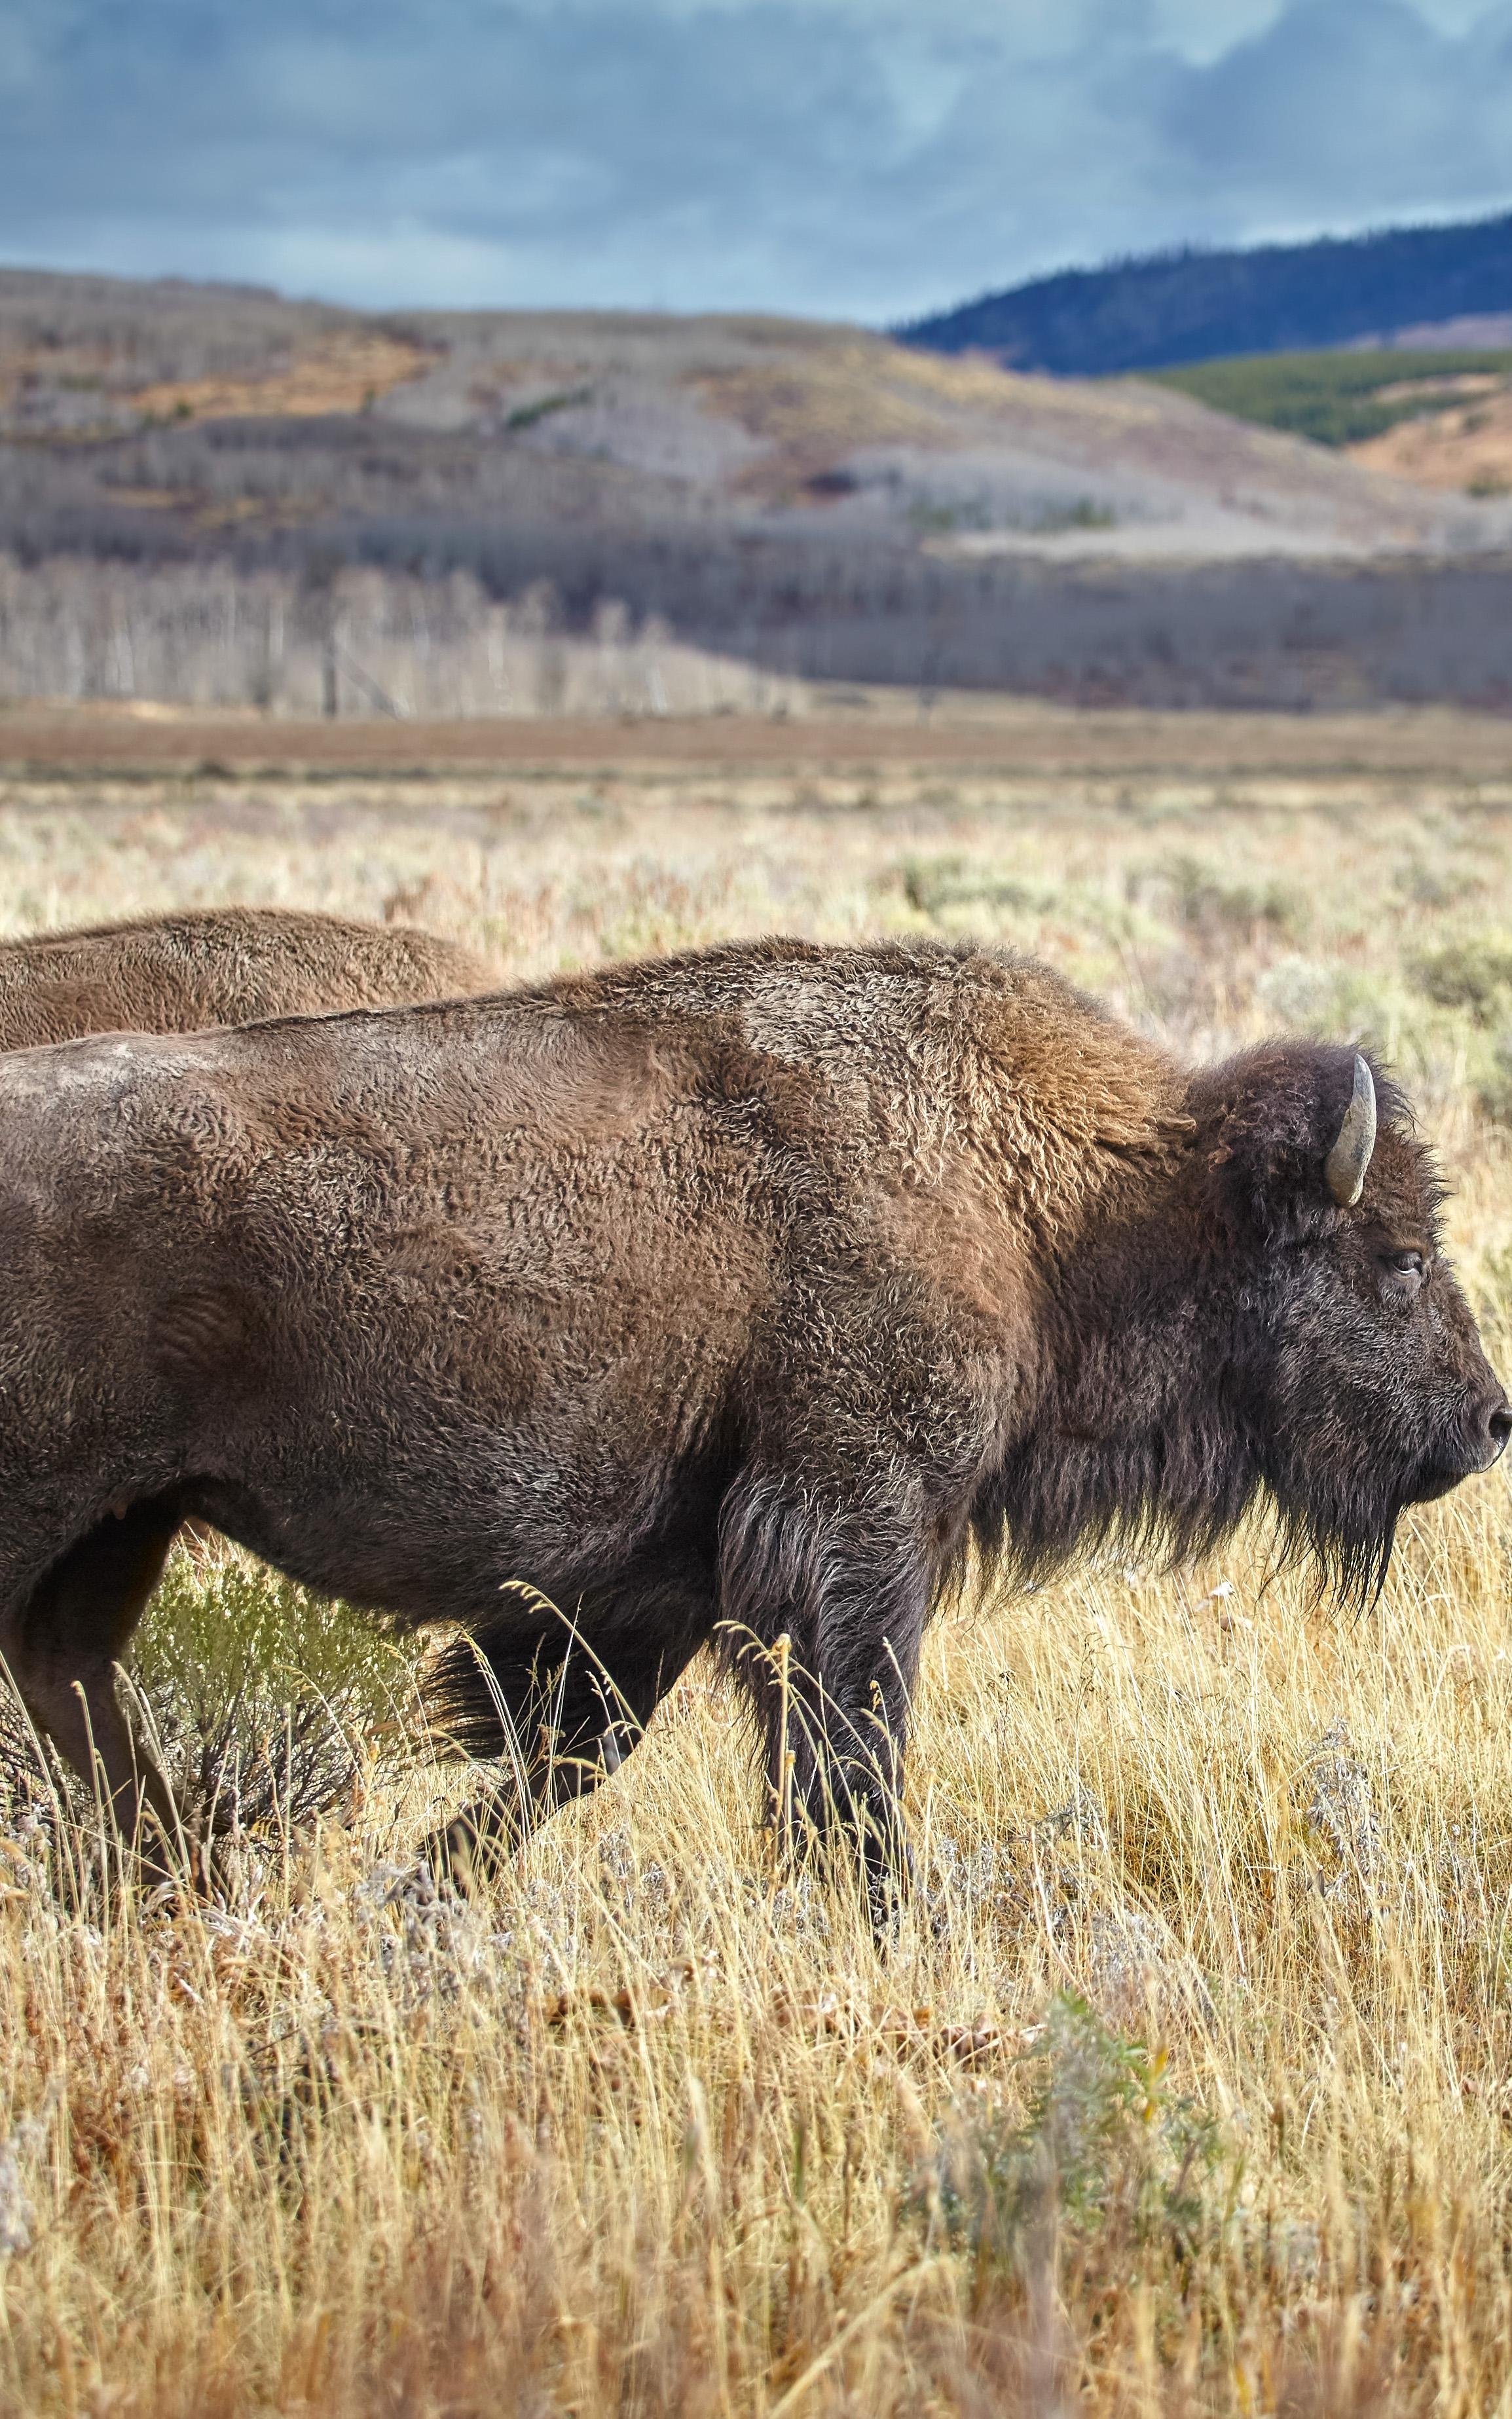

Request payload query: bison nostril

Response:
[1488,1405,1512,1459]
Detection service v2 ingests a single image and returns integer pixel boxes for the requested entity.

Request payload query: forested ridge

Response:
[902,210,1512,373]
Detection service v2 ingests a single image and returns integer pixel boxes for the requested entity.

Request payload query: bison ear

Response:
[1194,1043,1384,1236]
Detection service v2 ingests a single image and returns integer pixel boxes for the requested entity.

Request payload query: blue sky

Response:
[2,0,1511,321]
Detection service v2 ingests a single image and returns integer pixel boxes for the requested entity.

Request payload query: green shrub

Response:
[1410,936,1512,1021]
[0,1551,419,1853]
[1254,954,1344,1033]
[911,1990,1223,2277]
[1160,853,1299,939]
[902,857,1037,919]
[504,385,593,432]
[1473,1032,1512,1128]
[1145,348,1512,448]
[127,1551,419,1839]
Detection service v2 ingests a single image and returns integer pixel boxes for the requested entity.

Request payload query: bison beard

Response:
[0,937,1502,1919]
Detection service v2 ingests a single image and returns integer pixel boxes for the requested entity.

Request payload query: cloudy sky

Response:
[2,0,1511,323]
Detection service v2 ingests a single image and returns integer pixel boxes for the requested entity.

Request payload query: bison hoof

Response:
[424,1798,519,1895]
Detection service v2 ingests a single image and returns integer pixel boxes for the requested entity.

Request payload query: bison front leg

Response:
[0,1498,183,1870]
[718,1470,932,1927]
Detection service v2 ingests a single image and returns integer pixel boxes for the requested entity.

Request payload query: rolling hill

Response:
[900,210,1512,375]
[1147,349,1512,497]
[5,268,1512,712]
[0,266,1469,574]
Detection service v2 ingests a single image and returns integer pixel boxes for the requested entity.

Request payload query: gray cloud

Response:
[1158,0,1512,224]
[0,0,1510,320]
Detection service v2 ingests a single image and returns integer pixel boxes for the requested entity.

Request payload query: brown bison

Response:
[0,936,1501,1906]
[0,906,491,1048]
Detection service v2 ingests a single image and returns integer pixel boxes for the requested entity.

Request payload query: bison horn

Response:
[1325,1054,1376,1207]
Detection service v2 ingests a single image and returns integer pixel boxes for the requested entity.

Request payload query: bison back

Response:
[0,907,494,1049]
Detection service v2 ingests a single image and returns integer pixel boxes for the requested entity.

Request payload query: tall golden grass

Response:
[0,736,1510,2413]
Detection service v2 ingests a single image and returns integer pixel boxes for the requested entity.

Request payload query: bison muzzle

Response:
[0,938,1502,1911]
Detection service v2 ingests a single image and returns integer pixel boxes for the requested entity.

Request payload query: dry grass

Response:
[123,332,435,425]
[15,699,1512,776]
[1351,380,1512,495]
[1,726,1512,2412]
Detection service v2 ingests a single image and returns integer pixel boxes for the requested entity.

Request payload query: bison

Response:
[0,936,1501,1908]
[0,906,491,1048]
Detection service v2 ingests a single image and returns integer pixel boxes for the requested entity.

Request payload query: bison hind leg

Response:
[420,1557,714,1886]
[0,1492,185,1867]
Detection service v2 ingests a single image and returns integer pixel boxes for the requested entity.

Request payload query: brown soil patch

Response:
[697,341,1146,490]
[125,331,434,423]
[100,487,320,533]
[7,701,1512,780]
[1349,382,1512,494]
[688,339,1192,501]
[692,347,976,498]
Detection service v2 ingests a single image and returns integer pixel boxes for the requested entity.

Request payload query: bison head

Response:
[1190,1041,1510,1596]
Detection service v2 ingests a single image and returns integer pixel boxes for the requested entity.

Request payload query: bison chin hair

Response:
[970,1411,1403,1615]
[1263,1448,1408,1614]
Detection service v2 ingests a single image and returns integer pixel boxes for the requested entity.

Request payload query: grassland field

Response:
[1143,349,1512,496]
[4,707,1512,2412]
[1145,349,1512,451]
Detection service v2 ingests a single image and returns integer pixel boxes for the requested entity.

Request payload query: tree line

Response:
[7,547,1512,716]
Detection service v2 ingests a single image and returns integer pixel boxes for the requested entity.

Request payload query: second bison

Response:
[0,906,490,1046]
[0,936,1501,1903]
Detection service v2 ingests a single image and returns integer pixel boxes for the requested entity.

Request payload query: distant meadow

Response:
[0,731,1510,2409]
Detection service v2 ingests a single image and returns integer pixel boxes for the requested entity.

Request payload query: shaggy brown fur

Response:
[0,936,1500,1906]
[0,908,491,1047]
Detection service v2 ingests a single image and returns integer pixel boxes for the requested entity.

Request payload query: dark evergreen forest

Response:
[901,211,1512,373]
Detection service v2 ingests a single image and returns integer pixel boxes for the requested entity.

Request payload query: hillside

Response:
[900,210,1512,375]
[0,267,1469,570]
[5,268,1512,712]
[1148,349,1512,497]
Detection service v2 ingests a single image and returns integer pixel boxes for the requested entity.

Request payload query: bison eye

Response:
[1380,1248,1426,1291]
